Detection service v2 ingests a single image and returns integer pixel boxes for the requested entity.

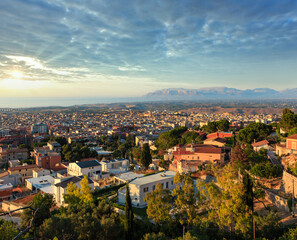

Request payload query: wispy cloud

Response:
[0,0,297,96]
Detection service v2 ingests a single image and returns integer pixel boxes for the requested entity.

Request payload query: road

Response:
[268,150,281,165]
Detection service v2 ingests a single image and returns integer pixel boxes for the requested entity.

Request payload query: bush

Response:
[250,162,282,179]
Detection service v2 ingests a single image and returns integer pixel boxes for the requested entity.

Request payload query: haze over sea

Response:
[0,97,134,108]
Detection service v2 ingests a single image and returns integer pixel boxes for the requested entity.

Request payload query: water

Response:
[0,97,140,108]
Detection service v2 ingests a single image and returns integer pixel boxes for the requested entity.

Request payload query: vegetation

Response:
[140,143,152,169]
[201,119,230,133]
[62,142,97,162]
[155,127,188,150]
[144,183,172,224]
[280,108,297,132]
[250,162,282,179]
[124,184,134,240]
[0,219,18,240]
[237,122,272,144]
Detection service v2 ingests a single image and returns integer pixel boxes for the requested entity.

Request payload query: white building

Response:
[25,175,55,191]
[31,123,48,134]
[33,168,51,178]
[67,160,102,178]
[101,158,129,174]
[118,171,176,208]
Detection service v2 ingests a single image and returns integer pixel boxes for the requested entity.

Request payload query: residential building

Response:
[0,147,28,163]
[31,123,48,134]
[101,158,129,174]
[0,183,13,201]
[252,140,270,152]
[8,164,39,182]
[0,171,22,186]
[47,141,62,153]
[67,159,102,178]
[169,144,227,173]
[32,168,51,178]
[118,171,176,207]
[33,148,62,170]
[276,134,297,156]
[26,175,55,191]
[206,131,233,139]
[204,138,226,147]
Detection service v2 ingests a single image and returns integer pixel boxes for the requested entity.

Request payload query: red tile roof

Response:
[8,164,38,171]
[287,134,297,140]
[252,140,269,147]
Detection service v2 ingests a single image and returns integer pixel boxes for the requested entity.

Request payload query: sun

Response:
[10,71,23,79]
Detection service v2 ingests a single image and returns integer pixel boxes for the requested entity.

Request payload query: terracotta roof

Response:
[8,164,38,171]
[205,138,227,143]
[0,171,9,178]
[12,193,37,205]
[252,140,269,147]
[287,134,297,140]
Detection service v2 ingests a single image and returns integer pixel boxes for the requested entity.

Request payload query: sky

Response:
[1,0,297,104]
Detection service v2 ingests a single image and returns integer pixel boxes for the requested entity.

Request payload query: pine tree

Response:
[231,143,248,168]
[140,143,152,169]
[124,184,134,240]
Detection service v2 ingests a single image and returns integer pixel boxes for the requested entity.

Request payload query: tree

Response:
[64,176,93,205]
[255,211,282,239]
[278,227,297,240]
[155,127,188,150]
[124,184,134,240]
[216,119,230,132]
[0,219,19,240]
[21,193,54,233]
[280,108,297,132]
[140,143,152,169]
[199,164,253,238]
[182,131,202,145]
[142,232,167,240]
[144,183,172,224]
[172,173,200,229]
[38,215,77,240]
[230,143,249,168]
[132,147,142,162]
[80,175,94,204]
[289,127,297,136]
[237,122,272,144]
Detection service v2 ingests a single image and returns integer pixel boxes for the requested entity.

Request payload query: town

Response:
[1,106,297,239]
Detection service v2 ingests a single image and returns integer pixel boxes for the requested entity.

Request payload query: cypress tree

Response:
[140,143,152,169]
[124,184,134,240]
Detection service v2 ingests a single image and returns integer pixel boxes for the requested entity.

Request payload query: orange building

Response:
[276,134,297,156]
[169,144,227,173]
[206,131,233,139]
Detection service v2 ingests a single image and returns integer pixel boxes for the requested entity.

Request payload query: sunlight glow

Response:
[10,71,23,79]
[0,78,47,90]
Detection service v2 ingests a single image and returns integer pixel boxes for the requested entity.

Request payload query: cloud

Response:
[118,65,146,72]
[1,0,297,95]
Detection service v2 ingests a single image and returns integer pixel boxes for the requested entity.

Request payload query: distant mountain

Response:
[144,87,297,100]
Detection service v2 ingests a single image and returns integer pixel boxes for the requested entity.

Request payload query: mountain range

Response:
[144,87,297,100]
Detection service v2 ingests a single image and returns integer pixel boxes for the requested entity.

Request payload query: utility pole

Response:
[292,179,295,217]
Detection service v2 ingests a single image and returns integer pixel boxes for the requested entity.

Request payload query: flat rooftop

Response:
[130,171,176,186]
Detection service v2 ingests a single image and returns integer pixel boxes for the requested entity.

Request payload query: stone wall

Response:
[265,189,290,212]
[282,170,297,198]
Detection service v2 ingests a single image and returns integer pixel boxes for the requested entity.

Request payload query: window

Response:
[171,180,173,185]
[166,182,168,188]
[143,187,149,193]
[153,185,155,191]
[161,183,164,188]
